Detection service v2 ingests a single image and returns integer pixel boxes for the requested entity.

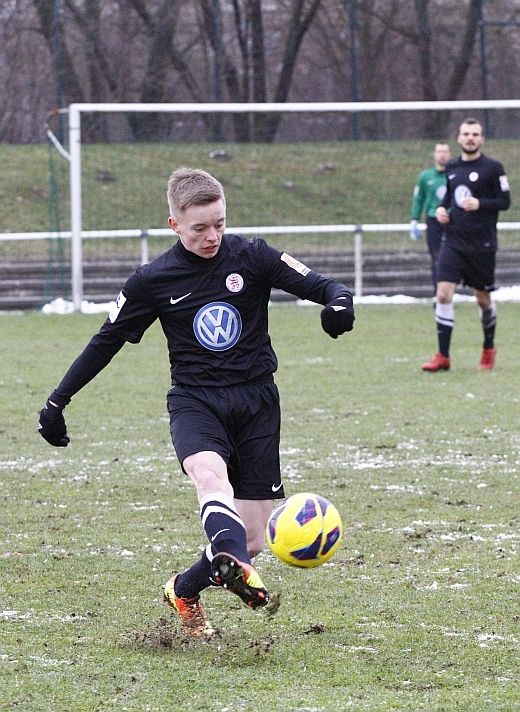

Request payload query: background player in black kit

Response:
[37,167,355,637]
[422,118,510,372]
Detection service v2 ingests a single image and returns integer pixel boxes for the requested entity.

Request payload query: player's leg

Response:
[164,449,253,633]
[183,450,251,564]
[178,449,269,609]
[426,218,443,295]
[164,389,259,630]
[168,387,252,562]
[209,498,274,610]
[475,288,497,369]
[422,280,456,370]
[467,251,497,369]
[168,449,252,599]
[210,379,282,608]
[423,242,460,371]
[435,279,456,357]
[235,498,275,558]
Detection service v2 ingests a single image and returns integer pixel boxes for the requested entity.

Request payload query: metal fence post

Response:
[140,230,149,265]
[354,225,363,298]
[69,104,83,311]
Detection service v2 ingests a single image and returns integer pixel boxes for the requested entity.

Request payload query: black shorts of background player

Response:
[425,216,445,291]
[422,118,510,373]
[37,167,355,636]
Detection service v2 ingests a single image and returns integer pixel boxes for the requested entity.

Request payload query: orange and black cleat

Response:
[211,552,269,610]
[163,575,215,637]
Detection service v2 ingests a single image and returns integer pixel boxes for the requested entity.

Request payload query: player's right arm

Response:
[38,271,158,447]
[410,172,426,220]
[410,171,425,239]
[38,330,127,447]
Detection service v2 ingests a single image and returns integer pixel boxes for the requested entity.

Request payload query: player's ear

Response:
[168,216,179,234]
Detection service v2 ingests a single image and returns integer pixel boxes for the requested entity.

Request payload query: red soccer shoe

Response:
[478,347,497,370]
[422,353,451,372]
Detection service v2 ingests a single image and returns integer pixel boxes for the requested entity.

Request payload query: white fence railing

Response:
[48,99,520,310]
[3,222,520,301]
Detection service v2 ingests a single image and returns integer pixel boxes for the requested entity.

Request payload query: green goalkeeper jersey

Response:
[411,166,447,220]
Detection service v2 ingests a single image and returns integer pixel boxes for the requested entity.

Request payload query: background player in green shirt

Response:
[410,142,452,293]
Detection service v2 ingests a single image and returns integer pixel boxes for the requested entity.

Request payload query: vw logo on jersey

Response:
[193,302,242,351]
[454,184,472,208]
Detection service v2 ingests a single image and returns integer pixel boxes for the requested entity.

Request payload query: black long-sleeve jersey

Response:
[440,153,510,252]
[52,235,352,402]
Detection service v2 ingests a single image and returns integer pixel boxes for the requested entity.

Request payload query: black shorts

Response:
[426,217,444,257]
[437,243,496,291]
[166,378,284,501]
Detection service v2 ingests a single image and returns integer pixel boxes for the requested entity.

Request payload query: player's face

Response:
[433,144,451,168]
[457,123,484,155]
[169,199,226,259]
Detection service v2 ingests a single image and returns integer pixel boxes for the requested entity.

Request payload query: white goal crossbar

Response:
[58,100,520,309]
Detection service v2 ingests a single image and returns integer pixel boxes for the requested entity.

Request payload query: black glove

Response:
[321,295,355,339]
[38,399,70,447]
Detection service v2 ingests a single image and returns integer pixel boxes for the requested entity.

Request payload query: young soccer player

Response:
[38,167,355,636]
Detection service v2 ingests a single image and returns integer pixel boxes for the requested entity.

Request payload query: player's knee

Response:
[436,288,451,304]
[475,292,491,310]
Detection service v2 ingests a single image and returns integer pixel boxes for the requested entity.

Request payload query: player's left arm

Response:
[259,240,355,338]
[478,164,511,212]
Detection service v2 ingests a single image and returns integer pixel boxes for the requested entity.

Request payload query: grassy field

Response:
[2,140,520,257]
[2,302,520,710]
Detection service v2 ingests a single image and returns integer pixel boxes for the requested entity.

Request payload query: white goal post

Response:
[56,100,520,310]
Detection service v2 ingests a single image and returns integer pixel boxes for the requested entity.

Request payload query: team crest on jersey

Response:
[454,184,472,207]
[469,171,479,182]
[109,291,126,323]
[436,185,447,201]
[281,253,310,276]
[226,273,244,293]
[193,302,242,351]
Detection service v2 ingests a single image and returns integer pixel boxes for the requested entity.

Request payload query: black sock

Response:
[479,303,496,349]
[199,493,250,561]
[435,302,454,357]
[174,548,214,599]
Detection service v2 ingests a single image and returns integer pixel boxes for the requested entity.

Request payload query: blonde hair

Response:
[167,167,226,217]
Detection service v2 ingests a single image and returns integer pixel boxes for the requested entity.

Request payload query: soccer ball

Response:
[266,492,343,568]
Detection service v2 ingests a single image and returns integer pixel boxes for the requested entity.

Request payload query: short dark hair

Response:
[459,117,483,133]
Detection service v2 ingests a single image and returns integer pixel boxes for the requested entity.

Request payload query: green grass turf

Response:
[2,140,520,256]
[1,302,520,710]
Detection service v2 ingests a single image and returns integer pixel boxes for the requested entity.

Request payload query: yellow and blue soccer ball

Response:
[266,492,343,568]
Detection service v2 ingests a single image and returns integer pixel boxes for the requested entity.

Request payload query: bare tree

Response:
[4,0,520,143]
[198,0,322,141]
[409,0,481,136]
[33,0,85,105]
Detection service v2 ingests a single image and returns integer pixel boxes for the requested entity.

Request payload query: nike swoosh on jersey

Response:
[170,293,191,305]
[271,482,283,492]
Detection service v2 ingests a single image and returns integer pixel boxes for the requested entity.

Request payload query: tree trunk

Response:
[259,0,322,142]
[33,0,85,106]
